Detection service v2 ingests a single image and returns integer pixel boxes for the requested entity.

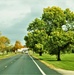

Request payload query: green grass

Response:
[0,52,17,59]
[30,51,74,70]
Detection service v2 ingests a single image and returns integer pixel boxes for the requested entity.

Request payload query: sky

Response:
[0,0,74,45]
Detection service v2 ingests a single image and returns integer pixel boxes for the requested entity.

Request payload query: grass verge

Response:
[29,51,74,71]
[0,52,17,59]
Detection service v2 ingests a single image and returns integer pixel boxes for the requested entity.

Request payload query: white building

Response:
[17,48,29,53]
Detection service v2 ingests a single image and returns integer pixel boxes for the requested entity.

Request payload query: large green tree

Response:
[41,6,74,60]
[24,6,74,60]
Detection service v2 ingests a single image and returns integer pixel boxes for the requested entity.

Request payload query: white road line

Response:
[5,66,7,68]
[29,55,46,75]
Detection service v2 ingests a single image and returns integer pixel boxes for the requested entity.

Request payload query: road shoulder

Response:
[32,55,74,75]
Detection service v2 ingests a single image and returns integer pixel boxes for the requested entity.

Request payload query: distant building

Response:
[17,48,29,53]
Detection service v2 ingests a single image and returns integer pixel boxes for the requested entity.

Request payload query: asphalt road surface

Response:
[0,54,62,75]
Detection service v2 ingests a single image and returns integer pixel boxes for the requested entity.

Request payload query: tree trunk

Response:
[39,52,42,56]
[57,50,61,61]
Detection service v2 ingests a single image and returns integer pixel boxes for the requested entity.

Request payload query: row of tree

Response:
[0,32,24,54]
[24,6,74,61]
[12,40,24,53]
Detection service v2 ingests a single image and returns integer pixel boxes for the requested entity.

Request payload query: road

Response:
[0,54,62,75]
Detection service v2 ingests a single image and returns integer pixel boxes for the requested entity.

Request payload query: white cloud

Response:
[0,0,31,29]
[0,0,74,45]
[65,0,74,10]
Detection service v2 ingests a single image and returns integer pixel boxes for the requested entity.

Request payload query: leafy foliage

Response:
[13,40,24,53]
[0,36,10,53]
[24,6,74,60]
[27,18,46,31]
[42,6,66,29]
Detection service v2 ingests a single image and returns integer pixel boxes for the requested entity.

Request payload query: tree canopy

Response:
[13,40,24,51]
[0,36,10,53]
[24,6,74,61]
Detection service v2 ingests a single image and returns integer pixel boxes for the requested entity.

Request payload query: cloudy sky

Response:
[0,0,74,45]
